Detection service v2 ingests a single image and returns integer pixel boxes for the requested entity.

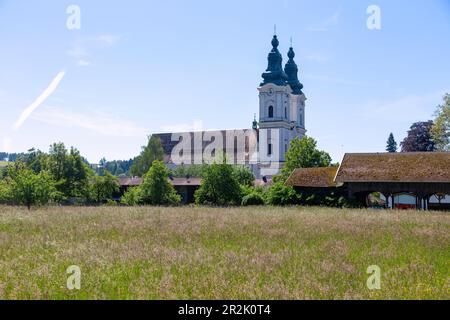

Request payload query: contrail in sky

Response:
[13,70,66,130]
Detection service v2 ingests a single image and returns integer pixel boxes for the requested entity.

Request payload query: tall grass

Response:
[0,206,448,300]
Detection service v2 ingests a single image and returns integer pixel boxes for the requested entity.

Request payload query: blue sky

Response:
[0,0,449,163]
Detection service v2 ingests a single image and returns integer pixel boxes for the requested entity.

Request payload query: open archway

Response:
[393,193,417,210]
[366,192,387,209]
[429,193,450,211]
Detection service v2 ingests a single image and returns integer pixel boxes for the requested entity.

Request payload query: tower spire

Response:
[252,113,258,130]
[260,33,288,86]
[284,45,304,95]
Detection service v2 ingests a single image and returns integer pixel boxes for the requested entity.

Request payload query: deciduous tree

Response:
[140,160,180,205]
[400,121,435,152]
[279,137,332,182]
[195,161,242,206]
[130,135,165,177]
[7,165,56,209]
[431,93,450,151]
[92,170,119,203]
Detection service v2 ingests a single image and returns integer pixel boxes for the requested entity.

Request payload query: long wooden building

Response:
[286,152,450,210]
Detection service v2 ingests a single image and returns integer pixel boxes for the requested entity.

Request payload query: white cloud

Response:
[307,9,341,32]
[77,60,91,67]
[68,35,120,66]
[32,107,148,138]
[68,43,91,66]
[68,44,88,58]
[160,120,204,133]
[97,35,121,46]
[13,70,66,130]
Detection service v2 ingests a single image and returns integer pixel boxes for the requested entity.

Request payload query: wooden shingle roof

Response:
[285,167,340,188]
[335,152,450,183]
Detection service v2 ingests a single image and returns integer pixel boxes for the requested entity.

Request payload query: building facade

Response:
[155,34,306,177]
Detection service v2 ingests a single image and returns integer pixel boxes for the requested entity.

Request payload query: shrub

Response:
[0,178,12,203]
[266,182,299,206]
[242,193,265,206]
[233,166,255,187]
[195,161,242,206]
[92,170,119,203]
[121,187,142,206]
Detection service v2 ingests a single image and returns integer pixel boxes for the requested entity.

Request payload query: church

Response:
[154,34,307,178]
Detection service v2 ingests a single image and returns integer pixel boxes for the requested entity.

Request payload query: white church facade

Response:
[155,34,307,177]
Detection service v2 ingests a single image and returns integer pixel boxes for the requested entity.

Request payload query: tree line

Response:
[0,143,120,209]
[120,135,347,208]
[0,135,342,209]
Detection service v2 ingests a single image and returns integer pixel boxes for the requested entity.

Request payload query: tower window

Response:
[285,107,287,119]
[268,143,273,156]
[268,106,274,118]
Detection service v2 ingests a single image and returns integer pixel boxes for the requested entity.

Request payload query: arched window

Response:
[285,107,287,119]
[268,106,274,118]
[268,143,273,156]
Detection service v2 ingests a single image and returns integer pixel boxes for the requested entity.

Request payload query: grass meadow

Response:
[0,205,448,300]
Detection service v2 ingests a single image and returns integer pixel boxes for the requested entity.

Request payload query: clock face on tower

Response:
[268,88,274,96]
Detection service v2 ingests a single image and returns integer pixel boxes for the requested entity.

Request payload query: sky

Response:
[0,0,449,163]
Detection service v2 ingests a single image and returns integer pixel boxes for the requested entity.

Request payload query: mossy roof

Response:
[285,167,339,188]
[335,152,450,183]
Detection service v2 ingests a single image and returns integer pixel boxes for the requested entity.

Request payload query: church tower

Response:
[258,34,306,165]
[284,45,307,139]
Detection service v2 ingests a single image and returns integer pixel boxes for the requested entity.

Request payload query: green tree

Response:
[92,170,119,203]
[121,187,142,206]
[266,182,299,206]
[386,133,398,153]
[171,164,206,178]
[65,148,92,199]
[431,93,450,151]
[130,135,165,177]
[7,165,56,210]
[233,166,255,187]
[0,178,12,203]
[279,137,332,181]
[195,161,242,206]
[48,142,68,182]
[140,160,180,205]
[47,143,93,201]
